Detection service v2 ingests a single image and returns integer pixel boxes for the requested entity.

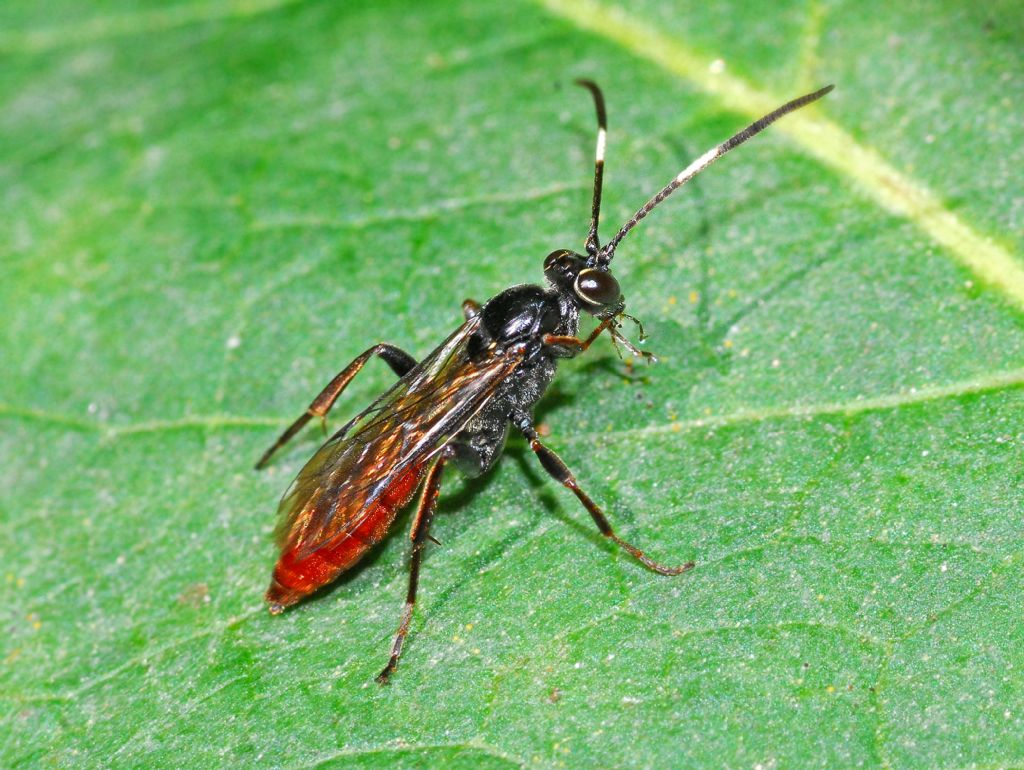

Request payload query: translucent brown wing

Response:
[274,316,525,559]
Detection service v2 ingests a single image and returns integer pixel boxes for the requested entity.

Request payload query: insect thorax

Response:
[474,283,578,355]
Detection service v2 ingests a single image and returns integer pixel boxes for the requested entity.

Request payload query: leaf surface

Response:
[2,1,1023,767]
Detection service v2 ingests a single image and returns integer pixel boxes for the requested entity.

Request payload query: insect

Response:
[256,81,833,683]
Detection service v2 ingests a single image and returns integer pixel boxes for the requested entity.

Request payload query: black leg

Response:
[255,343,416,469]
[514,413,693,576]
[376,452,448,684]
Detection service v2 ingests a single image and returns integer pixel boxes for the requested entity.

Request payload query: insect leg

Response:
[255,344,417,469]
[376,452,449,684]
[462,299,482,320]
[608,326,657,364]
[513,413,694,576]
[543,317,615,356]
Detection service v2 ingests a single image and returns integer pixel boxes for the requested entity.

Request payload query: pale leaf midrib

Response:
[573,366,1024,443]
[3,366,1022,440]
[535,0,1024,311]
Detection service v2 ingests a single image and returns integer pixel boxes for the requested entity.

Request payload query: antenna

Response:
[575,79,608,259]
[598,84,834,265]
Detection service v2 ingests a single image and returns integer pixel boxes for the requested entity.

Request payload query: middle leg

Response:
[512,412,693,575]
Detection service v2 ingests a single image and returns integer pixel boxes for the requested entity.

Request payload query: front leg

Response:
[608,325,657,364]
[545,317,656,364]
[542,317,615,357]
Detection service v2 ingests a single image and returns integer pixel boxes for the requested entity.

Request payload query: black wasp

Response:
[256,81,834,683]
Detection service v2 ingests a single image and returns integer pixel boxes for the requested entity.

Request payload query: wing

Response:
[274,316,525,558]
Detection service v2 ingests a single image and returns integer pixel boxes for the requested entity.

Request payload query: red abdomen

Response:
[266,463,427,612]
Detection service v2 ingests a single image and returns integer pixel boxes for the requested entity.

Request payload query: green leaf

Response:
[3,0,1023,767]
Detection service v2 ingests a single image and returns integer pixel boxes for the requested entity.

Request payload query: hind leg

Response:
[376,451,450,684]
[256,343,416,468]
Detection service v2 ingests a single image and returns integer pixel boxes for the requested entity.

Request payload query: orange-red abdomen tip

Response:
[266,463,428,611]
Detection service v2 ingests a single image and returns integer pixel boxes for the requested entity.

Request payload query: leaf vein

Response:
[4,365,1022,442]
[535,0,1024,309]
[287,741,525,770]
[249,181,586,232]
[567,366,1024,444]
[0,0,305,55]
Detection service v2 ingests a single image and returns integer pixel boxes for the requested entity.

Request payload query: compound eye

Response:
[574,268,621,307]
[544,249,572,272]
